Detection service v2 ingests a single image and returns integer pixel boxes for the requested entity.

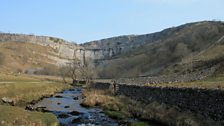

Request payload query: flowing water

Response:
[33,88,119,126]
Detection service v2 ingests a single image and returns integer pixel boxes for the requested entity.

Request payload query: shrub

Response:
[105,110,126,120]
[0,52,5,65]
[130,122,149,126]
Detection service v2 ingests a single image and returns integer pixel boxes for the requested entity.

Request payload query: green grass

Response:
[0,105,58,126]
[131,122,149,126]
[0,81,71,106]
[105,110,126,120]
[0,73,71,125]
[0,73,71,106]
[0,73,38,82]
[0,73,72,83]
[75,83,84,87]
[144,74,224,89]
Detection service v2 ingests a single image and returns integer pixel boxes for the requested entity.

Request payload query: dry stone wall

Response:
[90,82,224,122]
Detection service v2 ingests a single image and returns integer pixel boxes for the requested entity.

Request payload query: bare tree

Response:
[59,54,81,84]
[80,58,96,85]
[60,55,96,86]
[0,52,5,65]
[59,66,69,84]
[68,56,82,84]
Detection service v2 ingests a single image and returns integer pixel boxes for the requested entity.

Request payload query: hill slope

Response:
[0,34,79,74]
[95,21,224,78]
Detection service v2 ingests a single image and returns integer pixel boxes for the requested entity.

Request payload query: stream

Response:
[33,88,119,126]
[31,87,166,126]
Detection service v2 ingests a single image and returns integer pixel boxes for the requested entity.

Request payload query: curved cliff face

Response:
[80,21,197,61]
[1,21,224,78]
[81,32,169,60]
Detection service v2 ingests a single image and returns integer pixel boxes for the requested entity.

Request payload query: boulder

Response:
[73,96,79,100]
[55,95,63,98]
[58,113,70,118]
[71,117,81,124]
[1,97,16,106]
[36,106,47,112]
[26,104,35,111]
[69,111,81,116]
[64,106,70,108]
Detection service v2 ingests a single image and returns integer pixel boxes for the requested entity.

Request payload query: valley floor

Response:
[0,72,224,125]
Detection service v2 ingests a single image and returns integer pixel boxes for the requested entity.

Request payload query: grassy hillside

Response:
[0,42,62,75]
[97,21,224,78]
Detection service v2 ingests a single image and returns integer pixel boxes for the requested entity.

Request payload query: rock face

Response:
[80,30,173,61]
[0,32,160,65]
[0,33,78,60]
[77,33,167,64]
[0,33,126,65]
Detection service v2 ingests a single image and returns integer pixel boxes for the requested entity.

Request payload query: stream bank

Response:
[31,88,119,126]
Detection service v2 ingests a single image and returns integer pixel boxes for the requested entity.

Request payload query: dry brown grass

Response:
[82,90,122,111]
[0,73,38,81]
[0,42,58,73]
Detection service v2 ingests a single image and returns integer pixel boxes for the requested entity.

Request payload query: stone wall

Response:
[90,82,111,90]
[90,82,224,122]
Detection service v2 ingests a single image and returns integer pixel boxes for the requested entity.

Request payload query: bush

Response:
[130,122,149,126]
[105,110,126,120]
[33,65,60,76]
[0,52,5,65]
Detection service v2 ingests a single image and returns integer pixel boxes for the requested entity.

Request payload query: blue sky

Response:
[0,0,223,43]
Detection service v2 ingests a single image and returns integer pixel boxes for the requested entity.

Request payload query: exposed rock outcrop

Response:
[1,97,16,106]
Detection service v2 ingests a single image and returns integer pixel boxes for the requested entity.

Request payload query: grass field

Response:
[0,105,58,126]
[0,73,71,126]
[0,81,70,106]
[145,74,224,89]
